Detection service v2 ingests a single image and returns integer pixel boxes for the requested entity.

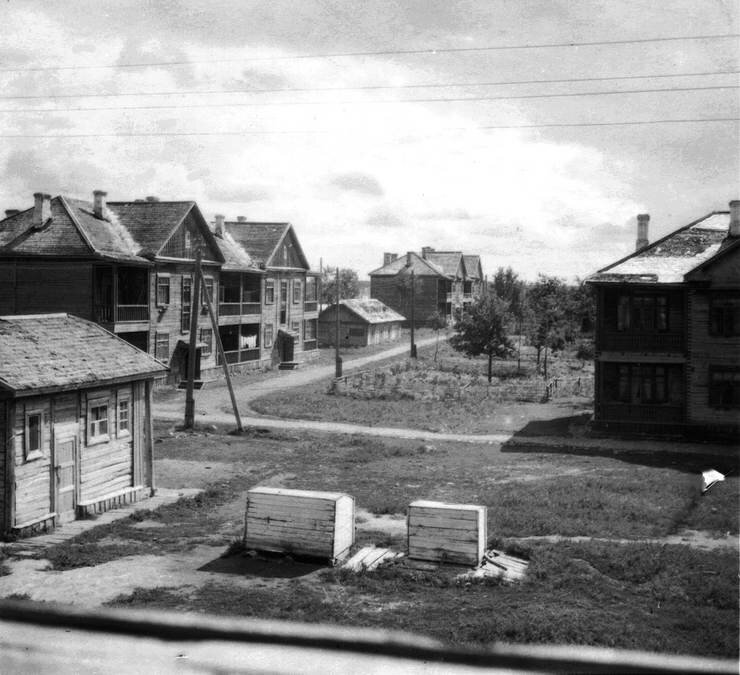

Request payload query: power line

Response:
[1,68,736,100]
[1,117,737,139]
[3,84,736,114]
[1,33,737,73]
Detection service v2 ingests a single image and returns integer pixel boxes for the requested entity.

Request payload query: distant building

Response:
[586,201,740,439]
[368,247,484,325]
[318,298,404,347]
[0,313,167,538]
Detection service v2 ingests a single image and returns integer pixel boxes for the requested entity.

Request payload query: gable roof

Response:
[0,196,224,263]
[327,299,405,324]
[0,313,167,397]
[214,230,262,272]
[463,254,483,280]
[587,211,731,284]
[368,252,446,277]
[425,251,465,279]
[224,221,310,269]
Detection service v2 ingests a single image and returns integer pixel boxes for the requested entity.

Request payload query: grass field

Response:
[25,423,739,658]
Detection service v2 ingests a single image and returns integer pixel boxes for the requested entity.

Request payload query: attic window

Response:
[184,230,192,253]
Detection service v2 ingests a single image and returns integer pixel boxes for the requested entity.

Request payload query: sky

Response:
[0,0,738,280]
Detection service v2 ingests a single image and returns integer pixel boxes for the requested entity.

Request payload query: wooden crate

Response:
[407,500,487,566]
[244,487,355,564]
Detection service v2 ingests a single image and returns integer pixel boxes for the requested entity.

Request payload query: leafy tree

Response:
[320,267,359,304]
[490,266,526,322]
[450,293,513,382]
[427,310,448,361]
[524,275,569,378]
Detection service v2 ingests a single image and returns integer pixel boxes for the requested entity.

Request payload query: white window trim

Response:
[265,279,275,305]
[117,391,131,438]
[87,397,111,446]
[24,408,44,461]
[155,273,171,308]
[293,279,301,304]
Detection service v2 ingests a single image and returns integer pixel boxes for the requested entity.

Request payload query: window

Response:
[304,318,316,340]
[88,399,110,443]
[184,229,192,254]
[604,363,682,405]
[155,332,170,361]
[200,327,213,356]
[265,279,275,304]
[156,274,170,306]
[709,368,740,409]
[202,277,214,309]
[117,395,130,437]
[616,294,670,332]
[291,320,300,336]
[293,279,301,304]
[264,324,274,348]
[305,277,318,302]
[181,276,192,332]
[25,410,43,459]
[710,300,739,337]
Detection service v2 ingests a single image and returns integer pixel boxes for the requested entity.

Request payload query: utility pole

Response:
[410,269,417,358]
[334,267,342,378]
[184,248,202,429]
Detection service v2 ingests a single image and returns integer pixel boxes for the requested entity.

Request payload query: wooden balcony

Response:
[304,301,318,313]
[94,304,149,323]
[217,348,260,365]
[218,302,261,317]
[600,403,683,423]
[598,331,684,353]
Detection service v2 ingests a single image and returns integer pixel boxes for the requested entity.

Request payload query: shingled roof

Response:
[425,251,465,278]
[463,254,483,280]
[213,230,261,272]
[224,221,310,269]
[0,314,167,397]
[587,211,732,284]
[368,252,445,277]
[335,298,405,324]
[0,195,222,263]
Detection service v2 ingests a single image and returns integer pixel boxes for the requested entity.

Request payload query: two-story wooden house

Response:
[221,219,320,368]
[0,192,226,384]
[586,202,740,439]
[369,247,484,325]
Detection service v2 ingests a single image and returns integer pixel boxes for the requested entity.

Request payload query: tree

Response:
[320,267,359,304]
[490,266,525,323]
[524,275,569,379]
[449,293,513,382]
[427,310,448,361]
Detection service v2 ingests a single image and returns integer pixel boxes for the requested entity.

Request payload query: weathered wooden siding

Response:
[0,400,7,530]
[687,289,740,428]
[0,266,15,314]
[13,397,52,527]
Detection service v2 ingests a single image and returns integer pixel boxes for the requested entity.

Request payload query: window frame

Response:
[708,367,740,409]
[202,276,215,309]
[87,397,110,445]
[117,391,131,438]
[200,327,213,356]
[709,299,739,337]
[304,318,317,340]
[264,279,275,305]
[155,273,170,307]
[24,408,44,461]
[181,275,193,333]
[155,331,170,362]
[264,323,274,348]
[292,279,301,304]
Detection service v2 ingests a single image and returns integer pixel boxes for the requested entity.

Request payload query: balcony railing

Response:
[599,331,684,352]
[94,304,113,323]
[242,302,261,315]
[219,302,261,316]
[303,339,317,351]
[217,348,261,365]
[116,305,149,322]
[600,403,683,423]
[304,301,318,312]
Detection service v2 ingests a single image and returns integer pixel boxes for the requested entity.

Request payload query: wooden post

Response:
[145,379,156,496]
[410,270,417,358]
[335,267,342,378]
[199,265,244,432]
[184,250,202,429]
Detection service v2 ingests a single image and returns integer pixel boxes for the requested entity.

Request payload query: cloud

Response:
[365,208,405,228]
[418,208,472,221]
[207,185,271,202]
[330,172,384,196]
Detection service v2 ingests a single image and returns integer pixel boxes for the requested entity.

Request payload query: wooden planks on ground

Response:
[343,546,404,572]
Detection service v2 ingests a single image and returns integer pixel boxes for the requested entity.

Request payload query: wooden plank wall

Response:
[245,487,354,562]
[0,401,7,530]
[15,262,93,319]
[408,501,487,566]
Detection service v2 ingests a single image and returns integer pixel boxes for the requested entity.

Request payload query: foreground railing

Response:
[0,601,733,674]
[116,304,149,322]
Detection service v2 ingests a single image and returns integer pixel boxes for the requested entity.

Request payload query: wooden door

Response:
[54,438,77,522]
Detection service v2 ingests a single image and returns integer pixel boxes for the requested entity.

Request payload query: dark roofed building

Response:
[0,313,167,537]
[586,203,740,439]
[318,298,404,347]
[369,247,484,326]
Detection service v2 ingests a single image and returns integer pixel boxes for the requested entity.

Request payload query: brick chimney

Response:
[214,214,225,237]
[145,195,159,202]
[237,215,247,222]
[93,190,107,219]
[636,213,649,250]
[4,209,19,218]
[32,192,51,228]
[406,251,413,266]
[383,252,395,266]
[729,200,740,238]
[421,246,434,259]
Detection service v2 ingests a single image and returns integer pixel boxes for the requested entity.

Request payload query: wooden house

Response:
[586,202,740,439]
[318,298,404,347]
[369,247,484,325]
[222,219,320,368]
[0,192,226,384]
[0,313,167,538]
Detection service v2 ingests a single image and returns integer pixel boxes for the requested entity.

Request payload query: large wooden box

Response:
[244,487,355,563]
[407,500,487,566]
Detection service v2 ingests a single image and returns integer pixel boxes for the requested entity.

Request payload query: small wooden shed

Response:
[0,313,167,538]
[318,299,404,347]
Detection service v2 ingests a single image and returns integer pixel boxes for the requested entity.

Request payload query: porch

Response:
[93,265,150,325]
